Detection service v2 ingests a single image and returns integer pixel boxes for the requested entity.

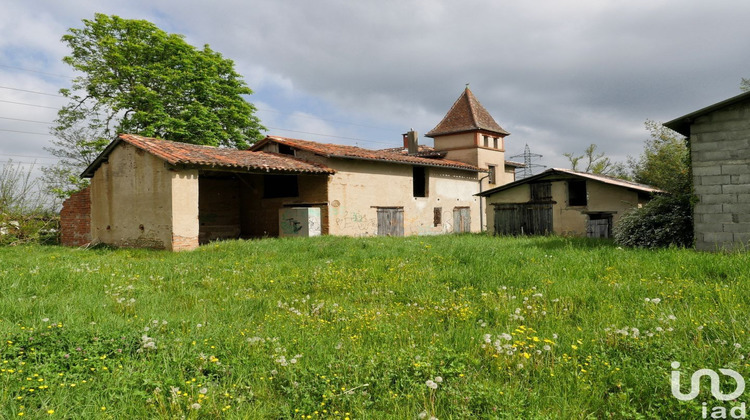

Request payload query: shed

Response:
[476,168,662,237]
[664,91,750,251]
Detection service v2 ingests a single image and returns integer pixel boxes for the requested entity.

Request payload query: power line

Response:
[0,99,59,110]
[0,85,65,98]
[257,107,394,132]
[0,153,60,160]
[266,127,396,146]
[0,159,45,165]
[0,116,53,125]
[0,64,74,80]
[0,128,51,136]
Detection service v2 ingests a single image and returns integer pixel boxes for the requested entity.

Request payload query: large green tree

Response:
[47,13,265,197]
[55,13,265,148]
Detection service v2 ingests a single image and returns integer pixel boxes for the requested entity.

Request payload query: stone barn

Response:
[665,91,750,251]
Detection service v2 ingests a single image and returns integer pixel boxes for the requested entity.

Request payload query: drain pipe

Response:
[478,173,489,233]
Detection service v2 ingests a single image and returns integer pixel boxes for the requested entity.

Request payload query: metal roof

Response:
[664,91,750,137]
[476,167,664,197]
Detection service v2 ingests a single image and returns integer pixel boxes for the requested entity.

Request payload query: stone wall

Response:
[691,100,750,251]
[60,187,91,247]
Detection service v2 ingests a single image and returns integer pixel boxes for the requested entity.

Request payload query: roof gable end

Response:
[476,168,663,197]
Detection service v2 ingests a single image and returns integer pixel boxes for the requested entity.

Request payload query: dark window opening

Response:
[278,144,295,156]
[493,137,499,149]
[413,167,427,197]
[488,165,497,184]
[530,182,552,201]
[568,180,587,206]
[483,135,489,147]
[433,207,442,226]
[263,175,299,198]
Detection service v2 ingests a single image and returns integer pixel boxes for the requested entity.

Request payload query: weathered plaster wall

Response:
[485,179,643,236]
[432,132,510,191]
[90,143,199,250]
[323,158,481,236]
[691,100,750,251]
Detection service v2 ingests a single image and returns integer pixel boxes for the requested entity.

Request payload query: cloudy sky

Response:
[1,0,749,176]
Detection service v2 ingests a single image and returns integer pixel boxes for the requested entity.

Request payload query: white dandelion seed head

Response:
[426,380,438,390]
[434,376,443,383]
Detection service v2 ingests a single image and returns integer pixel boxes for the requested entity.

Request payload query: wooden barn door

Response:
[453,207,471,233]
[525,204,552,235]
[587,214,612,238]
[377,207,404,236]
[494,205,523,235]
[494,204,552,235]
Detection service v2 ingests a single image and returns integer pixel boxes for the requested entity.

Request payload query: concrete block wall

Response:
[691,100,750,251]
[60,187,91,247]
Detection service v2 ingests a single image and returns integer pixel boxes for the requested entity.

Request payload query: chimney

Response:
[403,129,419,155]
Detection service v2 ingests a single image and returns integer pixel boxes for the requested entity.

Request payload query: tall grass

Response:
[1,235,749,418]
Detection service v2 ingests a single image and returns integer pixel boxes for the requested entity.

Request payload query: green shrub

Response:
[0,212,59,246]
[613,194,693,248]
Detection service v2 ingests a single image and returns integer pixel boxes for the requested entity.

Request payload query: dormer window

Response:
[278,144,295,156]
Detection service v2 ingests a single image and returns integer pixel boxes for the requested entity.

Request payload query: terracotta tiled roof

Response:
[476,168,664,197]
[381,145,525,168]
[253,136,484,172]
[426,87,510,138]
[81,134,335,178]
[251,136,485,172]
[379,145,447,158]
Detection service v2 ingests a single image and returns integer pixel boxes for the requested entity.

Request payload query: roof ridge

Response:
[465,87,479,127]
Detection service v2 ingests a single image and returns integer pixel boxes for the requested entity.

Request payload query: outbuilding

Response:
[476,168,661,237]
[665,91,750,251]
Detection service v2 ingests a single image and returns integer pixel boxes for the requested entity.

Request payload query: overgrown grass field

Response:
[1,235,749,418]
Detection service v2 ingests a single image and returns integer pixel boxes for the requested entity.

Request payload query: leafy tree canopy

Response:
[628,120,690,194]
[563,144,628,178]
[55,13,265,150]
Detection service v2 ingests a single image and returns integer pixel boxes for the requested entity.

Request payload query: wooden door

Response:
[453,207,471,233]
[377,207,404,236]
[587,217,611,238]
[494,205,523,235]
[493,204,552,235]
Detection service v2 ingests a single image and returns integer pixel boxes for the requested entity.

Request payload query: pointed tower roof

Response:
[426,87,510,138]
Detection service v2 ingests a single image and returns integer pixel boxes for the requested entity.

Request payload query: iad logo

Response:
[671,362,745,401]
[671,361,746,419]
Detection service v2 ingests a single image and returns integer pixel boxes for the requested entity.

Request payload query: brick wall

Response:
[60,187,91,247]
